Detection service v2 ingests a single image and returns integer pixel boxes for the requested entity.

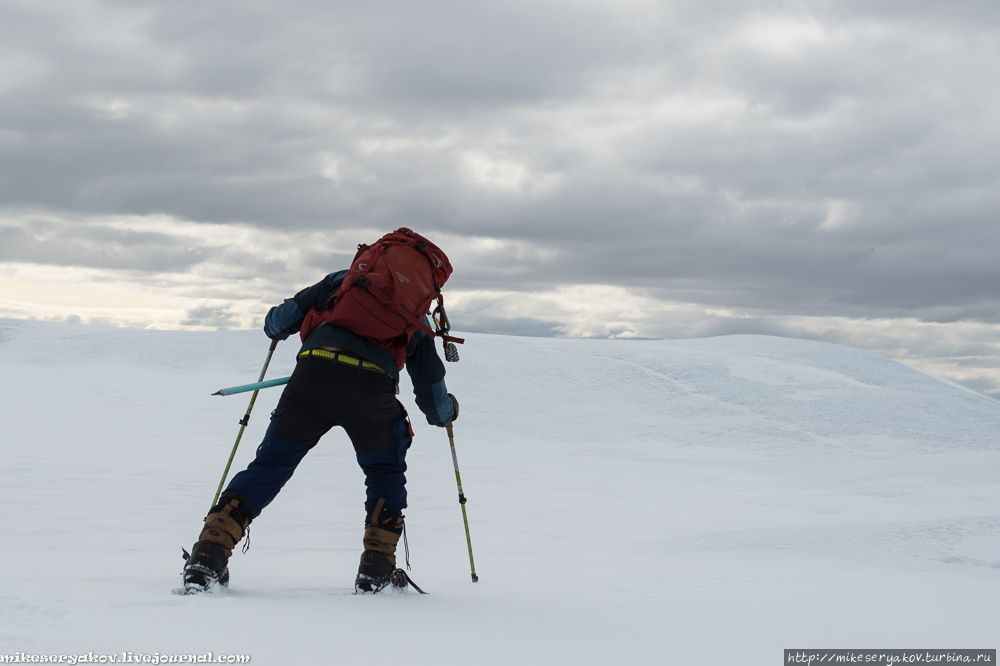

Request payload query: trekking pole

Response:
[210,338,279,508]
[446,423,478,582]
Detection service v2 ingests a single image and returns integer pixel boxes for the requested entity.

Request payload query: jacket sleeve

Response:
[405,323,456,427]
[263,270,347,340]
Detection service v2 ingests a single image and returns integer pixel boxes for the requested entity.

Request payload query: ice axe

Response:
[210,338,279,508]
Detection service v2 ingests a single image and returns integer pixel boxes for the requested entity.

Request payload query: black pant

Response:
[224,356,413,515]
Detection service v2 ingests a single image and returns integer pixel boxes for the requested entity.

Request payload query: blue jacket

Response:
[263,270,456,427]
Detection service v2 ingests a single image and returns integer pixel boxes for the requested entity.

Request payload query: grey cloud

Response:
[833,0,1000,24]
[302,251,360,273]
[2,0,1000,388]
[453,315,563,338]
[181,304,240,328]
[949,377,998,396]
[0,219,212,271]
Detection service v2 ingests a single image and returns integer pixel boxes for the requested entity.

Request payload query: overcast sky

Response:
[2,0,999,395]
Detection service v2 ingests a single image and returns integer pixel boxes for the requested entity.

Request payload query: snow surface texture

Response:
[1,318,998,663]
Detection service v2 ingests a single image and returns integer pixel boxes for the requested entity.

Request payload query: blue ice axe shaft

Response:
[212,376,290,396]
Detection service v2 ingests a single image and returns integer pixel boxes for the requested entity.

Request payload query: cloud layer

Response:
[2,0,999,393]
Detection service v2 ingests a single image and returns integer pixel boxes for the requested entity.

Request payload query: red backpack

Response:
[300,228,464,369]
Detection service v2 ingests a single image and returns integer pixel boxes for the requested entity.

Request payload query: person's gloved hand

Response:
[448,393,459,422]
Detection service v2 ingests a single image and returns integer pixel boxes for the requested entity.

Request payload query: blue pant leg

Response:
[355,412,412,510]
[225,407,311,515]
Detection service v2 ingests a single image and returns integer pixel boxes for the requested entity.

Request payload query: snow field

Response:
[1,319,998,664]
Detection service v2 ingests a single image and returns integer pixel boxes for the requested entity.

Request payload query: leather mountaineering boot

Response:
[181,498,251,594]
[355,498,414,594]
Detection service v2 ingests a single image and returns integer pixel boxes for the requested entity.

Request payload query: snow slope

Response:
[1,318,998,664]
